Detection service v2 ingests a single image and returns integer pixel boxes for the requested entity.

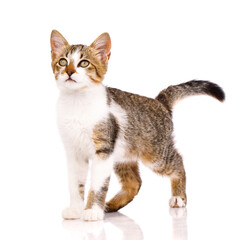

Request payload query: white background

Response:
[0,0,239,239]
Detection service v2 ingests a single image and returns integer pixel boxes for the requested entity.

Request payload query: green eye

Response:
[59,58,68,66]
[78,60,90,68]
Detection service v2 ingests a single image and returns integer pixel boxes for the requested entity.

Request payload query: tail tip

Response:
[208,83,225,102]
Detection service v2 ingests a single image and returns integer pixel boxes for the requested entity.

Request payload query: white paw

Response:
[62,207,82,220]
[169,196,186,208]
[83,205,104,221]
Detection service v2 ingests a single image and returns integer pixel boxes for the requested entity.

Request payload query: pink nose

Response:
[67,70,74,76]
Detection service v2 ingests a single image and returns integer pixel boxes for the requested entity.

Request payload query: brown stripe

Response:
[85,177,110,210]
[78,184,85,200]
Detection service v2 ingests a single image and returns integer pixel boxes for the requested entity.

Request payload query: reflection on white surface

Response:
[62,212,143,240]
[170,208,188,240]
[62,209,188,240]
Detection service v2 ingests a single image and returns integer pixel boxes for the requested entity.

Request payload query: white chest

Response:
[56,87,109,156]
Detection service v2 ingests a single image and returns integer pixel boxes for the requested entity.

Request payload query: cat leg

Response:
[150,144,187,208]
[168,149,187,208]
[105,162,142,212]
[83,156,112,221]
[62,150,88,220]
[83,113,119,221]
[169,168,187,208]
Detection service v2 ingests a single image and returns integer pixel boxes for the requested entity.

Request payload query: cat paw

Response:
[83,206,104,221]
[169,196,186,208]
[62,207,82,220]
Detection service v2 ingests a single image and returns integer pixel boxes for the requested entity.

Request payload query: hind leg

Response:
[151,145,187,208]
[105,162,142,212]
[168,149,187,208]
[169,166,187,208]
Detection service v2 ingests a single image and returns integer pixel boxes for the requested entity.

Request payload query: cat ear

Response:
[90,33,111,62]
[50,30,69,60]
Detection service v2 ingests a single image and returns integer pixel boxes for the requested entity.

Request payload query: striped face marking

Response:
[53,45,105,90]
[51,31,111,91]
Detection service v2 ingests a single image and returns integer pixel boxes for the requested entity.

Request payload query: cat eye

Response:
[59,58,68,66]
[78,60,90,68]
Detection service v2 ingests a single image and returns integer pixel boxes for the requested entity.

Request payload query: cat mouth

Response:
[65,78,77,83]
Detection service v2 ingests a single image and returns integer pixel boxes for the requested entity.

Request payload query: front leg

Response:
[84,114,119,221]
[83,156,112,221]
[62,151,88,220]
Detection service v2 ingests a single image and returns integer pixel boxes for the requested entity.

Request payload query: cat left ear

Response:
[90,33,111,62]
[50,30,69,60]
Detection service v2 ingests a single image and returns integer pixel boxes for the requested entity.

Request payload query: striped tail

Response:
[156,80,225,111]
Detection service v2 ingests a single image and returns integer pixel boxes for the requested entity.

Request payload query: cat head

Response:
[50,30,111,91]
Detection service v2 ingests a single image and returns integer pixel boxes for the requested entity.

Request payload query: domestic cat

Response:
[50,30,225,221]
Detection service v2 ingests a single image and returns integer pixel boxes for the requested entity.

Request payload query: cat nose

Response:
[66,70,74,76]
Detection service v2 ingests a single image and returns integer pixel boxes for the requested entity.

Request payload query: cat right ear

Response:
[50,30,69,60]
[90,33,111,62]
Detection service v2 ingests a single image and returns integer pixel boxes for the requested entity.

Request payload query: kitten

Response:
[50,30,225,221]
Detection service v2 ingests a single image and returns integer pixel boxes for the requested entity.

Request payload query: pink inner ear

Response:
[52,41,59,49]
[93,46,108,62]
[51,39,64,55]
[51,31,69,60]
[90,33,111,62]
[99,49,107,62]
[51,39,61,59]
[53,39,65,49]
